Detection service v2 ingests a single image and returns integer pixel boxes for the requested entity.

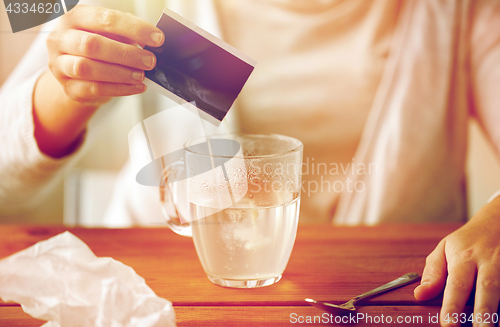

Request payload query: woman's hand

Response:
[33,5,164,157]
[46,4,163,105]
[414,197,500,326]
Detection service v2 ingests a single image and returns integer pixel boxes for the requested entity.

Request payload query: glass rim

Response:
[184,133,303,159]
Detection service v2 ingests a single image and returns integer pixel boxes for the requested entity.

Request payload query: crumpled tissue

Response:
[0,231,176,327]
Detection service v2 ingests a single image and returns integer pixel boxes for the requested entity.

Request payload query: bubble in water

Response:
[248,194,254,199]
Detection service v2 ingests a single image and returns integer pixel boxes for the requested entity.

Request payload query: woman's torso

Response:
[215,0,398,222]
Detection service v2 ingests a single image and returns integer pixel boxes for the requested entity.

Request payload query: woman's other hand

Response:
[414,197,500,327]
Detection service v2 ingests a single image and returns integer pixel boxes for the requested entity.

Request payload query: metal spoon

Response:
[305,272,421,314]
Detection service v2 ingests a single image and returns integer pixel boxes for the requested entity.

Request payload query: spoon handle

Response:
[352,272,421,303]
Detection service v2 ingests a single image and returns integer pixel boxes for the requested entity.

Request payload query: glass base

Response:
[207,274,282,288]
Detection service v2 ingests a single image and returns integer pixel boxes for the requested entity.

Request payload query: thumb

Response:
[414,239,448,301]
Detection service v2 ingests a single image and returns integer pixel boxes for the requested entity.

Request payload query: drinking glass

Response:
[160,133,303,288]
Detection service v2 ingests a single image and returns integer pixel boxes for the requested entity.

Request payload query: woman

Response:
[1,1,500,325]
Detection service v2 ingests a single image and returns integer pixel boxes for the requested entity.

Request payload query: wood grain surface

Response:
[0,224,465,326]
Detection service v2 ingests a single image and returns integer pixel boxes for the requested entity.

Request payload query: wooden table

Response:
[0,224,470,326]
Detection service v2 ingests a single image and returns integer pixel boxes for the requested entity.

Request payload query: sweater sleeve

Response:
[0,20,84,212]
[470,0,500,205]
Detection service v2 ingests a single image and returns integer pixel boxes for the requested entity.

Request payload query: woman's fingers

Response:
[440,260,476,326]
[61,5,164,48]
[473,264,500,327]
[62,78,146,104]
[414,240,448,301]
[44,5,162,105]
[51,54,147,103]
[48,29,156,70]
[52,54,145,84]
